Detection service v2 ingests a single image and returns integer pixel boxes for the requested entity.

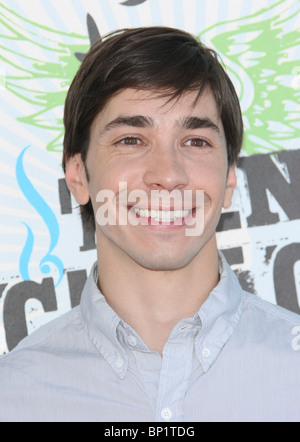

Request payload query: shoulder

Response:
[239,290,300,354]
[0,306,84,377]
[0,306,99,421]
[243,290,300,326]
[3,306,81,352]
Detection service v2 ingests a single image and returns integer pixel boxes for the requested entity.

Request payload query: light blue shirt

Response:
[0,253,299,422]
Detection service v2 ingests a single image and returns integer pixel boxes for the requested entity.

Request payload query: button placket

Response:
[155,333,195,422]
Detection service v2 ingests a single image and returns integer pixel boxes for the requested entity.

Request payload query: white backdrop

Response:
[0,0,300,354]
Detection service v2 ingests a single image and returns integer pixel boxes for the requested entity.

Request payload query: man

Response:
[0,27,299,422]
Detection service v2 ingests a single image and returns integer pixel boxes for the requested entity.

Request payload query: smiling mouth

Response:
[133,208,193,224]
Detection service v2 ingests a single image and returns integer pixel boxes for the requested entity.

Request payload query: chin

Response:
[131,249,200,272]
[132,230,217,271]
[139,260,190,272]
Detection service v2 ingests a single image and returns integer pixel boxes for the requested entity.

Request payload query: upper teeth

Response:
[134,208,190,222]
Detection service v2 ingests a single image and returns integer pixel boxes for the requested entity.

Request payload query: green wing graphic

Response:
[1,1,299,156]
[199,0,300,156]
[0,3,89,152]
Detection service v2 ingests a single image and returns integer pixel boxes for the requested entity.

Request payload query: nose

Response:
[143,147,189,192]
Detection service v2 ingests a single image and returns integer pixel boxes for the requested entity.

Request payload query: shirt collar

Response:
[80,264,129,379]
[194,252,246,371]
[80,252,246,377]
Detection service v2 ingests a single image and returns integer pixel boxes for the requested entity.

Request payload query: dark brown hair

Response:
[63,26,243,228]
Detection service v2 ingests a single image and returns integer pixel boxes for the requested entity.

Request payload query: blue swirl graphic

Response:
[16,145,64,286]
[19,222,34,281]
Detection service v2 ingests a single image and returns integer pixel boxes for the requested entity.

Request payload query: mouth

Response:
[129,207,197,228]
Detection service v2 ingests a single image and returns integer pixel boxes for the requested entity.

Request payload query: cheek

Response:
[88,155,145,198]
[86,162,138,213]
[86,153,116,193]
[192,162,227,202]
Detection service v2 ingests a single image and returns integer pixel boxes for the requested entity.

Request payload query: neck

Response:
[97,236,220,354]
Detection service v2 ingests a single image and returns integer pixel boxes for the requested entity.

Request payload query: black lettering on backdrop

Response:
[0,284,7,299]
[58,179,96,251]
[80,221,96,251]
[58,178,72,215]
[2,270,89,351]
[67,270,87,308]
[265,245,277,265]
[274,243,300,315]
[222,247,244,266]
[75,14,101,62]
[120,0,147,5]
[235,270,256,294]
[238,150,300,227]
[217,211,241,232]
[3,278,57,351]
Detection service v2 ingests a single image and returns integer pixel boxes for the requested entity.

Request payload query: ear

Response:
[65,154,90,205]
[223,164,237,209]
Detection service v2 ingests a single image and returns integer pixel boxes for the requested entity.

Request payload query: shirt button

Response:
[115,357,124,370]
[127,335,137,347]
[161,407,173,421]
[202,347,211,359]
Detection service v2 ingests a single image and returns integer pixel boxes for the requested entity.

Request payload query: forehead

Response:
[92,87,224,133]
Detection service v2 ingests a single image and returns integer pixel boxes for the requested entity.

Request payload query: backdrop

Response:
[0,0,300,354]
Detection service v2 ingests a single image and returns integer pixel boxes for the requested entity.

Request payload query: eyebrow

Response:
[101,114,221,136]
[102,115,154,135]
[177,116,221,134]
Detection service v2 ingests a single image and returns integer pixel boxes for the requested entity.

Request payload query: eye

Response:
[184,138,209,148]
[118,137,143,146]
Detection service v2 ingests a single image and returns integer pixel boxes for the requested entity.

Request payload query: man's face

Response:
[82,88,236,271]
